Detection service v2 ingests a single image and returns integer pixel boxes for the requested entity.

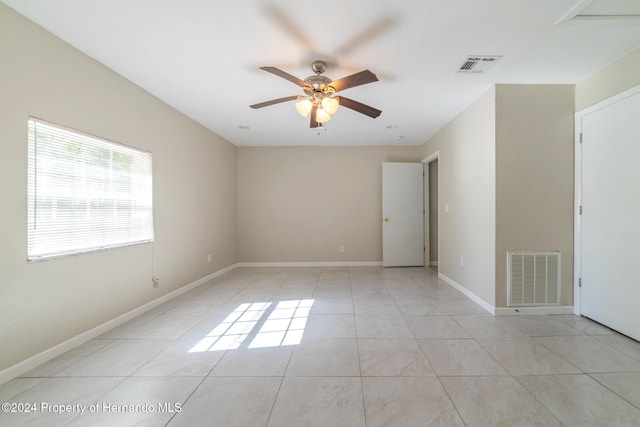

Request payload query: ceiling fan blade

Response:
[333,16,396,57]
[260,66,308,88]
[329,70,378,93]
[250,95,301,109]
[263,5,315,52]
[310,104,320,128]
[336,96,382,118]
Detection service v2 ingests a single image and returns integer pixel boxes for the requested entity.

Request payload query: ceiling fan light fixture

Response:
[322,97,339,115]
[316,108,331,123]
[295,99,313,117]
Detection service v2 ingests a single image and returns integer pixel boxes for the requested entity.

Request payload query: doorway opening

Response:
[423,152,439,273]
[428,159,439,272]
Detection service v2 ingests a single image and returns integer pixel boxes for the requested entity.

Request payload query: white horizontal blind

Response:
[27,118,153,260]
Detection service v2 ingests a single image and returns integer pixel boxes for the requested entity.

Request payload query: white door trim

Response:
[423,162,430,267]
[422,151,440,270]
[574,112,583,315]
[422,151,440,164]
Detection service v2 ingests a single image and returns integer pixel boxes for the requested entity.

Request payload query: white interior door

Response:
[580,88,640,341]
[382,162,424,267]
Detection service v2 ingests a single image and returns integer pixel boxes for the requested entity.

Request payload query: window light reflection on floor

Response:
[188,299,314,353]
[248,299,313,349]
[188,302,271,352]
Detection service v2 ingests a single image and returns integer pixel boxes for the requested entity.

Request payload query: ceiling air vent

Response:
[457,56,501,73]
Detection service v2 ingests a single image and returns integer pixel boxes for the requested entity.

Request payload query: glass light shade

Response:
[316,108,331,123]
[322,97,339,115]
[295,100,312,117]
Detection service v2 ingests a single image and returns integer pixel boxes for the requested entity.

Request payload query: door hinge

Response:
[579,205,582,215]
[578,277,582,288]
[579,133,583,143]
[424,246,426,252]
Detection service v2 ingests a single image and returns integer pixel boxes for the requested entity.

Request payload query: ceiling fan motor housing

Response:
[303,75,333,95]
[311,60,327,74]
[303,61,335,96]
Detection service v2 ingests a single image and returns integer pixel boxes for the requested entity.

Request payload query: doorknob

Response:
[383,217,390,222]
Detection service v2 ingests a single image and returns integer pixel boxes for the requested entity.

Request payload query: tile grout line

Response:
[586,372,640,411]
[264,271,292,427]
[263,270,315,427]
[353,268,369,427]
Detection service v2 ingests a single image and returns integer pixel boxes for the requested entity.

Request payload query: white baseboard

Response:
[0,263,239,386]
[436,273,574,316]
[236,261,383,268]
[494,306,575,315]
[438,273,495,315]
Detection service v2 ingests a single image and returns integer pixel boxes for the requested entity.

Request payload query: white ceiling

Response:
[4,0,640,146]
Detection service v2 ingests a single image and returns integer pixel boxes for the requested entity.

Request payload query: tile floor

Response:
[2,267,640,426]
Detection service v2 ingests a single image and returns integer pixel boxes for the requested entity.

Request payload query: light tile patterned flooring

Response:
[2,267,640,426]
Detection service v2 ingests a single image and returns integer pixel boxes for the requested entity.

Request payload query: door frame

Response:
[422,151,440,270]
[573,84,640,316]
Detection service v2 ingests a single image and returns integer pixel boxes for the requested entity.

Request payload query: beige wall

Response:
[0,5,237,371]
[421,88,497,306]
[495,85,575,307]
[237,146,423,263]
[576,47,640,111]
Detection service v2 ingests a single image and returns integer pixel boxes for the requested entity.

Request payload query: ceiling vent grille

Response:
[457,56,501,73]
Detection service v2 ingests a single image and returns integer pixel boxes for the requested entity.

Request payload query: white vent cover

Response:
[457,56,501,73]
[508,252,561,306]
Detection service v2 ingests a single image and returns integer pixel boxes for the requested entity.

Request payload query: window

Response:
[27,118,153,260]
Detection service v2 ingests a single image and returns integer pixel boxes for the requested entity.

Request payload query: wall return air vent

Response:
[508,251,561,307]
[457,56,501,73]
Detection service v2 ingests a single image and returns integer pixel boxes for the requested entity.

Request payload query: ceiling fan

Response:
[250,60,382,128]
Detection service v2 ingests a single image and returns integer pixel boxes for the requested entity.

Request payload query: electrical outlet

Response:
[340,245,345,253]
[460,257,464,267]
[207,254,212,263]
